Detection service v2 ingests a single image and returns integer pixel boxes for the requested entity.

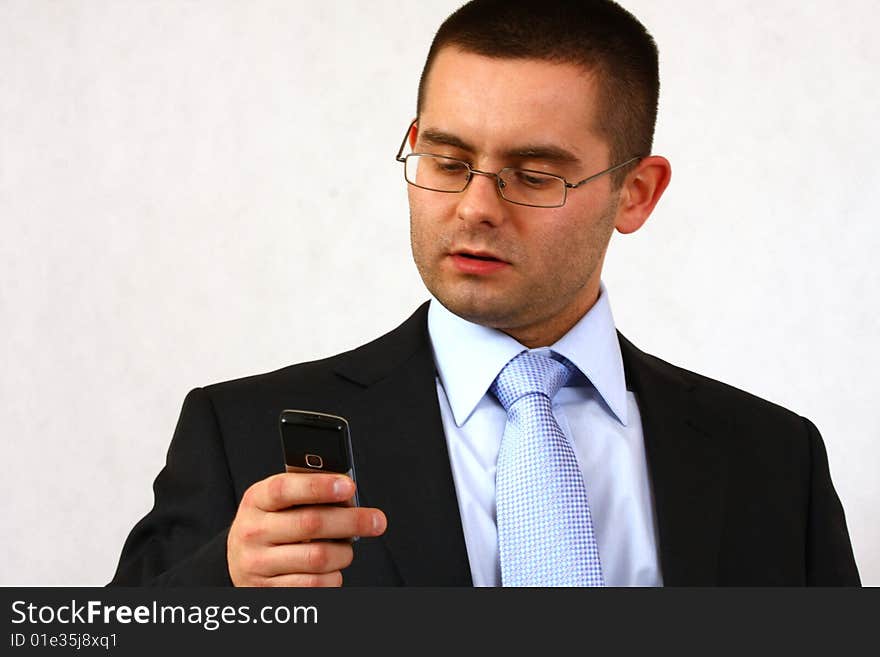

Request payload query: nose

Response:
[456,169,507,228]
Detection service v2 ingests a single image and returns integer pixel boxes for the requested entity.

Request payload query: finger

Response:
[262,505,387,544]
[246,541,354,578]
[246,473,356,512]
[259,571,344,588]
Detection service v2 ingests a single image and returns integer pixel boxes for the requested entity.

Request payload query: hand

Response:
[227,472,386,587]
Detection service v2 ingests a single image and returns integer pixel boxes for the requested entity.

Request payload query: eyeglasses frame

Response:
[395,119,645,209]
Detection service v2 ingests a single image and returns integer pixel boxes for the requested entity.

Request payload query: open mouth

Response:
[453,250,506,263]
[458,253,500,262]
[450,251,509,274]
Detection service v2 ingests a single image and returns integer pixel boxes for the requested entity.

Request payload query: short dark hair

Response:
[417,0,659,187]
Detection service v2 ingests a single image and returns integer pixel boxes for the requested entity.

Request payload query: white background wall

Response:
[2,0,877,586]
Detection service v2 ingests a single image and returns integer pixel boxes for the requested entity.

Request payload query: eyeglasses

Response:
[395,120,644,209]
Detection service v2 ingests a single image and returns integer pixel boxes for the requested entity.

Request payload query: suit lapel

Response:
[335,303,472,586]
[330,304,728,586]
[619,333,728,585]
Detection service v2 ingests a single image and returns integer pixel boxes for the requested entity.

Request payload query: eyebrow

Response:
[417,128,582,166]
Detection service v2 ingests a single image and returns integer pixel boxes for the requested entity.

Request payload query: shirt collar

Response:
[427,282,629,428]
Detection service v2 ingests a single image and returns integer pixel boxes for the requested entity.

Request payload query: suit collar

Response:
[334,302,433,387]
[427,283,629,428]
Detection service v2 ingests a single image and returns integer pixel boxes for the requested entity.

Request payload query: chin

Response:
[433,290,522,329]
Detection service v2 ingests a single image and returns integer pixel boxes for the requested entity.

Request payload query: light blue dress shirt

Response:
[427,282,663,587]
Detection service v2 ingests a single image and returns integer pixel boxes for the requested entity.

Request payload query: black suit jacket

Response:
[110,302,860,586]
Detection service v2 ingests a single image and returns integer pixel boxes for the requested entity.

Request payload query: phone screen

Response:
[279,410,354,476]
[281,422,349,472]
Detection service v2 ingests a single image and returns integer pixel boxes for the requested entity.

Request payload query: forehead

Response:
[419,47,605,159]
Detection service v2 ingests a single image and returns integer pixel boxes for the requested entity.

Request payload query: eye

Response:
[512,170,554,188]
[434,158,469,174]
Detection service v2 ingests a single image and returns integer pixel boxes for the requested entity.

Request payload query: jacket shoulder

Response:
[618,331,809,427]
[198,301,432,402]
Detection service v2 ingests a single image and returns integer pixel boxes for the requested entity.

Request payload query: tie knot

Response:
[490,351,574,412]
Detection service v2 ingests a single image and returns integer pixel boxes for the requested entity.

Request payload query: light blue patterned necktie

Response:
[491,350,604,587]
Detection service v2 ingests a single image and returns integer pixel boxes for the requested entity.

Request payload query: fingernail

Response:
[372,512,384,533]
[333,478,352,498]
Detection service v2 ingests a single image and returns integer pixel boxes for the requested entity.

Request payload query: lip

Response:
[451,248,509,262]
[448,249,510,275]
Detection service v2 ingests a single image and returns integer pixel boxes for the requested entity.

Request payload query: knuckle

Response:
[239,521,263,544]
[296,509,323,536]
[306,543,330,571]
[239,528,257,545]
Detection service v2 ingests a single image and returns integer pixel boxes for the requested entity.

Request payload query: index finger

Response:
[247,473,356,512]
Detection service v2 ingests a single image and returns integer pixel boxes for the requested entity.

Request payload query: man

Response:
[111,0,860,586]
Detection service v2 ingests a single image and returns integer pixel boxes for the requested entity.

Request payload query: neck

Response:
[501,286,601,349]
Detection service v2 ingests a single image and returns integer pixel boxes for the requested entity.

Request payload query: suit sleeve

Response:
[802,417,861,586]
[108,387,238,586]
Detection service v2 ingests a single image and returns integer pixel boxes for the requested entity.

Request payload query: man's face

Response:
[409,47,623,346]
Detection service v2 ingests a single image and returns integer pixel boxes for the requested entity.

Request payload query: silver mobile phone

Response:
[278,409,359,507]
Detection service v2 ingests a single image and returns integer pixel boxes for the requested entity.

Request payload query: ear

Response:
[614,156,672,234]
[408,120,419,150]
